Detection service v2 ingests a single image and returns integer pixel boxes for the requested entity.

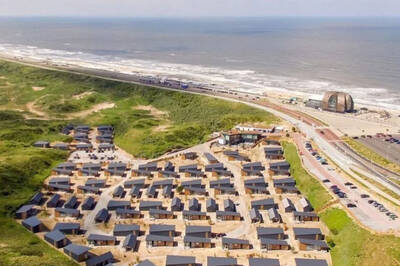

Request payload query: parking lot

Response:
[354,134,400,165]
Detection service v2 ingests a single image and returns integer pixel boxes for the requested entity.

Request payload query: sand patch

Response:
[32,86,45,91]
[73,91,94,99]
[67,102,115,118]
[153,124,171,132]
[26,98,49,119]
[134,105,168,118]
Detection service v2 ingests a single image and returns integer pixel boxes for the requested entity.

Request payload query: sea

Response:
[0,16,399,109]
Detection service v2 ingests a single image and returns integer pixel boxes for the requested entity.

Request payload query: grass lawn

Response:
[343,137,400,174]
[282,141,332,210]
[282,140,400,266]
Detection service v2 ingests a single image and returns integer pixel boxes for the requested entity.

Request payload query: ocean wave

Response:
[0,43,399,110]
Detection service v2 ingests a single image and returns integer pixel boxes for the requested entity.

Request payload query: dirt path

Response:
[66,102,115,119]
[26,97,49,119]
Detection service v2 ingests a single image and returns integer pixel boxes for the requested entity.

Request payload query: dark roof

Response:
[153,179,173,186]
[114,224,140,232]
[269,161,290,167]
[251,198,275,206]
[222,237,249,245]
[256,227,284,236]
[171,197,181,206]
[181,179,202,187]
[260,238,289,246]
[116,208,140,215]
[16,204,35,214]
[145,234,173,242]
[249,257,280,266]
[22,216,41,227]
[124,179,145,186]
[63,243,90,256]
[47,193,61,205]
[293,227,322,236]
[107,200,130,208]
[206,198,216,207]
[244,177,266,185]
[295,258,328,266]
[54,222,80,231]
[123,234,137,249]
[49,177,70,184]
[86,252,113,266]
[82,196,95,208]
[113,185,125,196]
[184,236,211,243]
[166,255,196,266]
[55,208,80,216]
[87,234,116,242]
[293,211,318,218]
[207,256,237,266]
[85,179,106,185]
[149,209,173,215]
[78,186,101,193]
[243,162,263,168]
[209,178,232,186]
[298,239,329,248]
[185,225,211,234]
[250,208,261,220]
[137,259,155,266]
[273,177,295,185]
[139,200,163,208]
[204,152,218,162]
[45,230,66,242]
[149,224,175,232]
[179,164,198,171]
[108,162,127,168]
[216,210,240,217]
[95,208,109,222]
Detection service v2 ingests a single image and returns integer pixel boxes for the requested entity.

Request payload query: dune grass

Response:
[282,140,400,266]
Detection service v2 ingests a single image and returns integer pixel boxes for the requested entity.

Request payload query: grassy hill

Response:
[0,59,278,265]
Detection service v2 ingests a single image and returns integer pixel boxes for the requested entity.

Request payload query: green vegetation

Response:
[0,59,278,265]
[282,141,332,210]
[343,137,400,174]
[282,140,400,266]
[0,59,278,158]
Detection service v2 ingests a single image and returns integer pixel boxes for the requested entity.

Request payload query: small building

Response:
[213,186,236,196]
[243,162,265,171]
[138,162,159,172]
[146,186,157,198]
[15,204,36,219]
[264,146,284,160]
[130,185,142,198]
[178,164,199,173]
[153,179,174,188]
[48,184,72,193]
[269,161,290,176]
[44,230,68,248]
[139,200,163,211]
[223,150,250,161]
[85,251,114,266]
[207,256,237,266]
[98,143,114,151]
[123,233,137,251]
[116,208,141,219]
[299,197,313,212]
[251,198,275,210]
[63,243,90,262]
[244,177,266,187]
[204,152,219,164]
[149,209,174,219]
[223,199,236,212]
[52,162,76,176]
[54,222,81,235]
[181,152,197,160]
[132,169,153,177]
[145,234,174,247]
[184,186,207,196]
[52,142,69,150]
[256,227,285,239]
[181,179,202,188]
[64,195,78,209]
[185,225,211,238]
[220,130,262,145]
[295,258,328,266]
[188,198,200,211]
[94,208,109,223]
[206,198,217,212]
[149,224,175,237]
[55,208,80,218]
[80,163,102,177]
[81,196,96,210]
[76,143,92,151]
[183,236,212,248]
[268,208,281,223]
[293,211,320,222]
[107,200,130,210]
[158,170,180,178]
[282,198,295,213]
[113,224,140,236]
[124,178,145,188]
[87,234,116,246]
[249,258,280,266]
[33,140,50,148]
[216,211,241,221]
[205,163,225,173]
[245,185,269,194]
[274,185,299,194]
[171,197,182,211]
[222,237,251,250]
[49,177,70,185]
[113,185,125,198]
[164,161,175,172]
[298,239,329,251]
[22,216,42,233]
[209,178,232,188]
[162,185,173,198]
[106,162,127,177]
[77,185,101,195]
[250,208,262,223]
[166,255,196,266]
[85,179,106,188]
[47,193,61,208]
[183,210,207,220]
[260,238,290,250]
[137,260,155,266]
[30,192,43,205]
[293,228,324,240]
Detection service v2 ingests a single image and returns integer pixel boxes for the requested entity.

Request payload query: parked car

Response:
[360,194,370,198]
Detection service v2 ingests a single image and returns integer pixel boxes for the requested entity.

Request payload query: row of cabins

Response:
[51,161,128,177]
[141,255,327,266]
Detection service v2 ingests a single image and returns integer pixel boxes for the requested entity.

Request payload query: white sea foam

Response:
[1,43,399,111]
